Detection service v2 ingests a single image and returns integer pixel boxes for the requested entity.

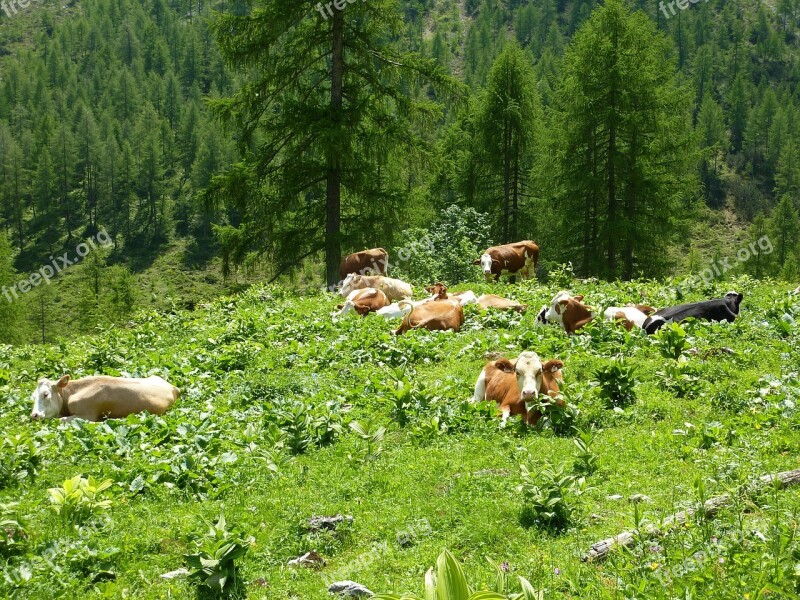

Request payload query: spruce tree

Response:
[208,0,455,286]
[547,0,698,279]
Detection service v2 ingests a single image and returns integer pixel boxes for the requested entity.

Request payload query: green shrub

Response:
[0,434,41,489]
[372,548,543,600]
[47,476,113,525]
[184,515,249,596]
[518,463,586,531]
[592,358,637,409]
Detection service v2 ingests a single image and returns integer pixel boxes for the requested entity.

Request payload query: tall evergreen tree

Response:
[469,41,541,243]
[208,0,455,286]
[546,0,698,279]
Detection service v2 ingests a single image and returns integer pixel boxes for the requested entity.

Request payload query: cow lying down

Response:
[472,351,564,426]
[603,305,655,331]
[424,283,524,312]
[31,375,180,422]
[334,288,390,318]
[643,291,743,334]
[394,299,464,335]
[535,291,594,334]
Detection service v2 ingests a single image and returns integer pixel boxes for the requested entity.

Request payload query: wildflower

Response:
[554,567,560,575]
[500,561,510,573]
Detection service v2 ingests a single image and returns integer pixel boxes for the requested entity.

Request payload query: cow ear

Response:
[574,295,584,302]
[494,358,516,373]
[472,259,481,265]
[637,305,655,315]
[57,375,71,388]
[543,360,563,373]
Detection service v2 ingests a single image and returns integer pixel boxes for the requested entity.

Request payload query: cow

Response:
[423,283,479,306]
[472,352,564,426]
[603,305,656,331]
[394,299,464,335]
[339,248,388,280]
[473,241,539,283]
[535,291,594,334]
[339,273,413,301]
[477,294,527,313]
[643,291,743,335]
[30,375,180,422]
[335,288,390,318]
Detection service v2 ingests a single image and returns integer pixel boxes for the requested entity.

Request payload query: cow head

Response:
[541,291,574,325]
[724,291,743,314]
[494,351,553,401]
[339,273,363,297]
[425,282,448,299]
[30,375,70,420]
[476,253,494,275]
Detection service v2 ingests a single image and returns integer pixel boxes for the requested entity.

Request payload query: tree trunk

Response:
[326,9,345,289]
[607,29,619,279]
[502,116,511,244]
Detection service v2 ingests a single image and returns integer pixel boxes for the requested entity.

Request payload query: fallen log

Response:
[581,467,800,562]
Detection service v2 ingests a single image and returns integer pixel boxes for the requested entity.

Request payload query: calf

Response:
[474,241,539,283]
[472,352,564,426]
[536,291,594,334]
[339,248,388,279]
[394,300,464,335]
[603,305,655,331]
[31,375,180,422]
[336,288,390,318]
[643,291,743,334]
[423,283,478,306]
[339,273,413,301]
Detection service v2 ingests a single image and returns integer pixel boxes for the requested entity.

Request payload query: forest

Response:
[0,0,799,337]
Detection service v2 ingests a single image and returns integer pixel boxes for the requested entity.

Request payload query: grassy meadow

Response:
[1,275,799,599]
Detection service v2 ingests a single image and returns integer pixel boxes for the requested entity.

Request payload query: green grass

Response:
[0,275,799,598]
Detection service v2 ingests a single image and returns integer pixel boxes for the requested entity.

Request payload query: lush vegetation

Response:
[3,0,800,340]
[0,274,799,598]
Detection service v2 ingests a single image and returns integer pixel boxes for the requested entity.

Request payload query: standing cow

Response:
[474,241,539,283]
[339,248,388,280]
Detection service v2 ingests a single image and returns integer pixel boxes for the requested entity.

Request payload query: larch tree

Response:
[207,0,456,287]
[469,41,541,243]
[546,0,698,280]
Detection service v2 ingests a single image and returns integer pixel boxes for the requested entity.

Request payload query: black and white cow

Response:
[643,291,743,335]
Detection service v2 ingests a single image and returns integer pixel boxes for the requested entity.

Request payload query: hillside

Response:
[2,0,800,344]
[1,277,799,598]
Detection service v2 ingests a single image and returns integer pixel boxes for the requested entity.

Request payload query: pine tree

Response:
[547,0,698,279]
[208,0,456,286]
[0,232,26,344]
[470,41,541,242]
[768,195,800,274]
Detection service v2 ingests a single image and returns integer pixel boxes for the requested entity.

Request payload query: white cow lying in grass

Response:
[339,273,413,301]
[31,375,180,422]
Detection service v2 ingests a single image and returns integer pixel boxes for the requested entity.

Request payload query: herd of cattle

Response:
[29,242,754,427]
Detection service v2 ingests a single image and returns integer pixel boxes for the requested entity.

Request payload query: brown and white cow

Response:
[423,283,479,306]
[339,274,413,301]
[339,248,388,280]
[535,291,594,334]
[603,305,655,331]
[472,352,564,426]
[477,294,527,313]
[336,288,390,318]
[30,375,180,422]
[473,241,539,283]
[394,299,464,335]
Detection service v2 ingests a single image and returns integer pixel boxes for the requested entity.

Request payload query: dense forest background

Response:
[1,0,800,342]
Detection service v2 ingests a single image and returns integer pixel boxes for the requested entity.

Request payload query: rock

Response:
[628,494,651,503]
[160,568,189,580]
[288,550,326,569]
[606,494,623,501]
[328,580,374,597]
[308,514,354,532]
